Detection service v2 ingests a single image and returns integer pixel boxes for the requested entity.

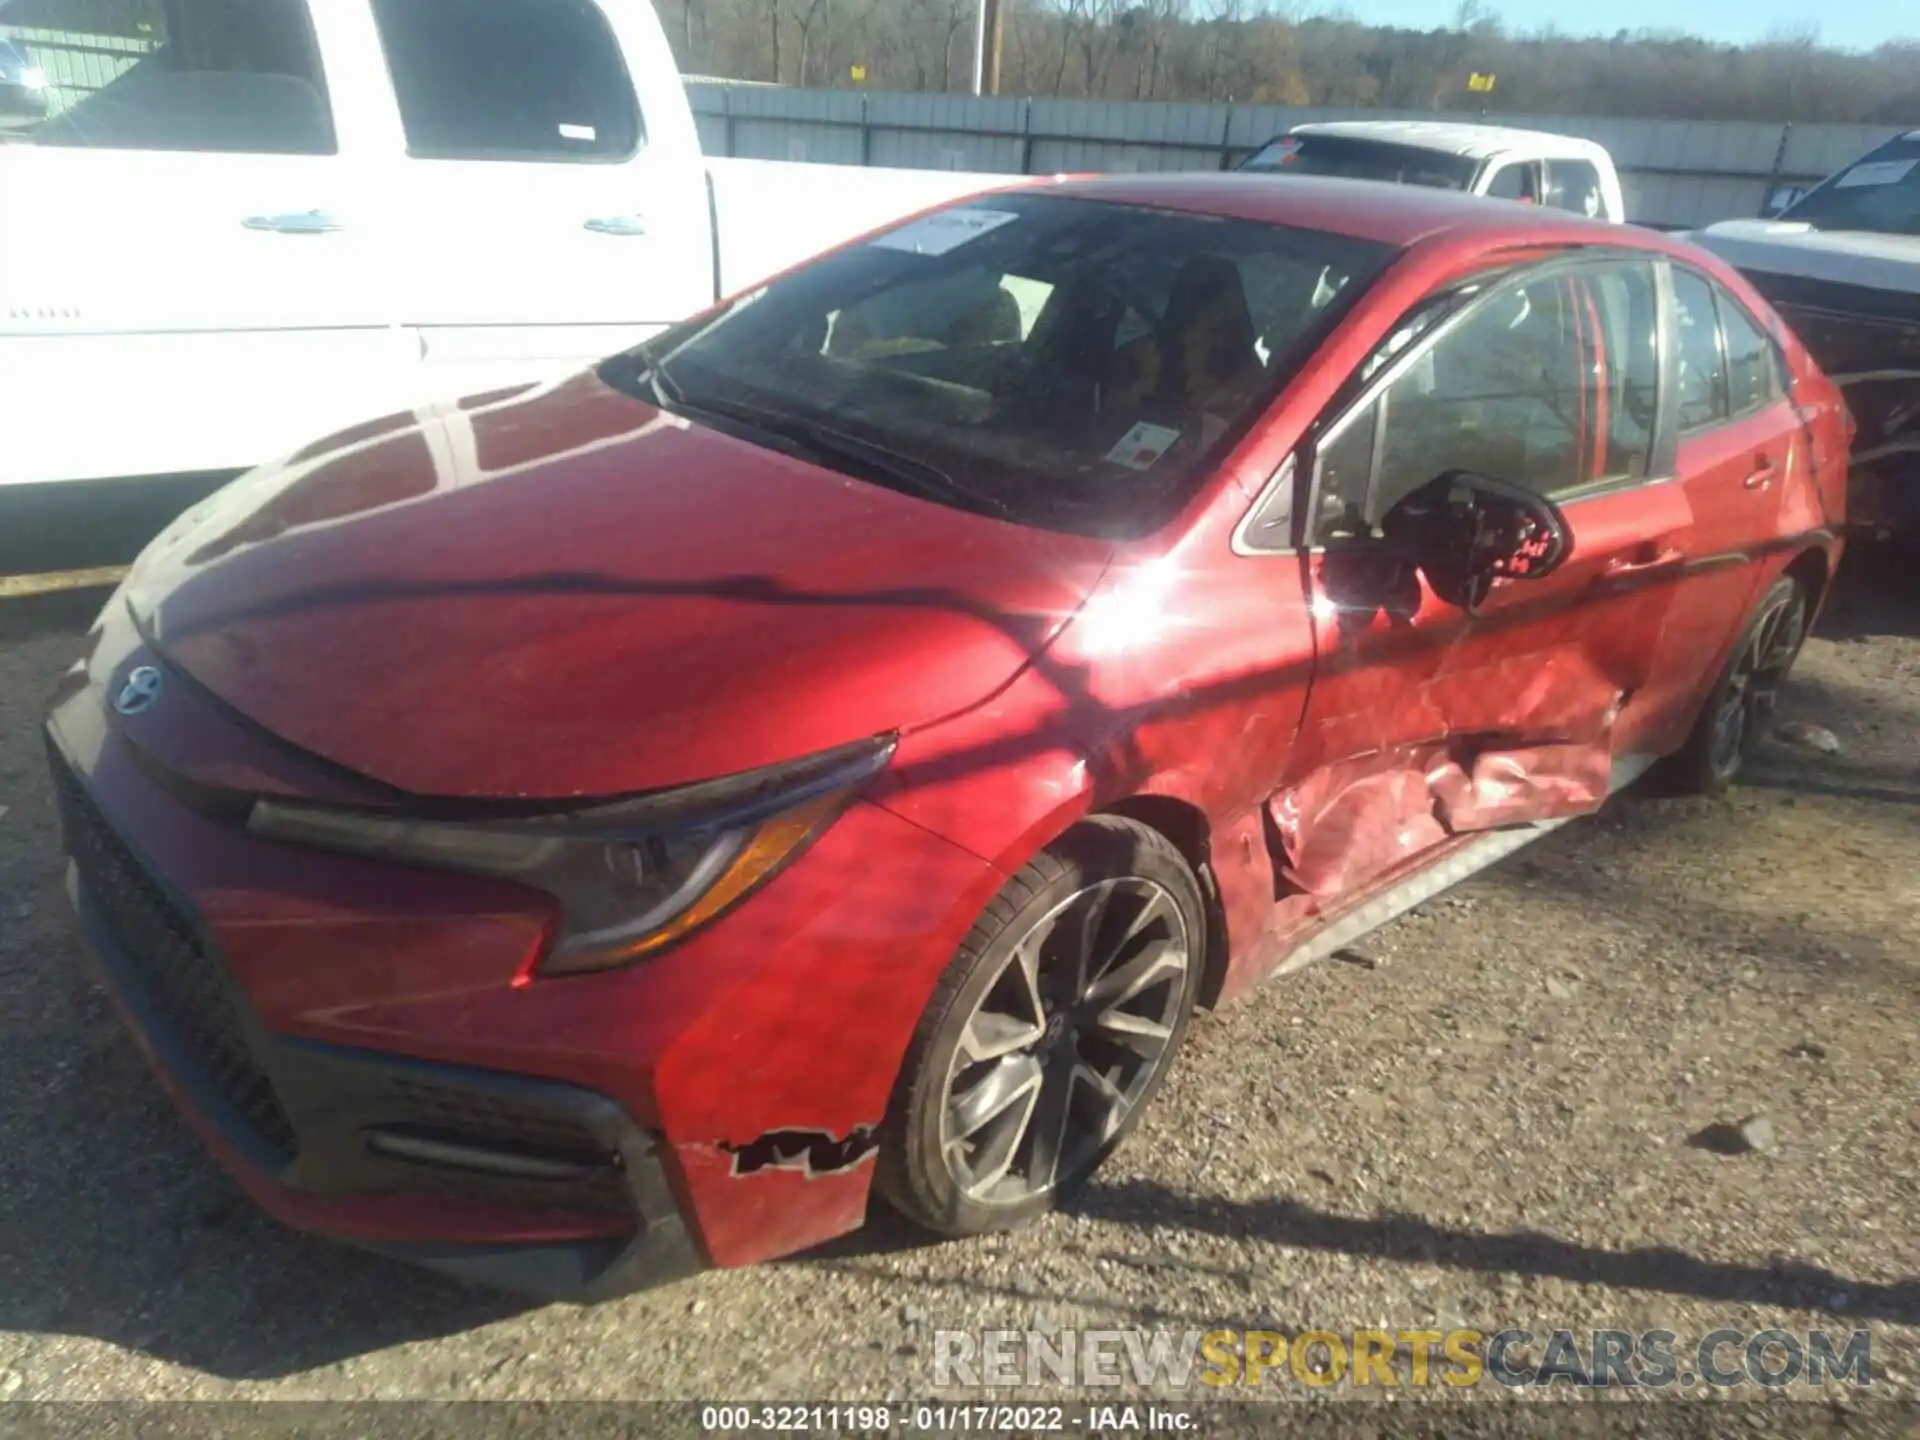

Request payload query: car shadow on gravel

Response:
[1073,1181,1920,1326]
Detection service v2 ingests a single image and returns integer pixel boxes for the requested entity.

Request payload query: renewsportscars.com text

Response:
[932,1327,1873,1390]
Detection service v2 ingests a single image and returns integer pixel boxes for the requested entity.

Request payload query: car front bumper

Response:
[55,746,702,1300]
[42,611,1006,1295]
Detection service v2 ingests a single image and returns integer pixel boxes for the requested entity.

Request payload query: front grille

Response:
[367,1075,633,1216]
[49,745,300,1162]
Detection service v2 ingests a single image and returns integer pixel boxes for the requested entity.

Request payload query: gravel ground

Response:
[0,552,1914,1428]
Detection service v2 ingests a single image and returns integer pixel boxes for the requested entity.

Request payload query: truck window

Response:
[16,0,334,154]
[1484,162,1541,204]
[1544,159,1606,219]
[1778,136,1920,238]
[1240,134,1479,192]
[371,0,642,162]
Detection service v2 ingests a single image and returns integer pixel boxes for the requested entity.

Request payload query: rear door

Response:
[367,0,715,404]
[1274,253,1689,893]
[1624,262,1805,755]
[0,0,411,485]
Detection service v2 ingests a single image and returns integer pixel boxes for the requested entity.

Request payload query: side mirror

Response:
[1380,469,1572,612]
[1762,185,1807,218]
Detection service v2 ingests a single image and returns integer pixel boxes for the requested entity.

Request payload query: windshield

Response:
[1780,136,1920,237]
[606,194,1394,540]
[1240,133,1481,192]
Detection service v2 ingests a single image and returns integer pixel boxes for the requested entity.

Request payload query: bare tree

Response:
[793,0,832,84]
[683,0,1920,126]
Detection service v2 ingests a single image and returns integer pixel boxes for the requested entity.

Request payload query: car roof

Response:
[1286,119,1612,166]
[1036,172,1634,250]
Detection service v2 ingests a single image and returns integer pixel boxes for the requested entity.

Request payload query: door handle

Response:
[1604,546,1684,578]
[1742,455,1776,490]
[242,210,343,234]
[584,214,648,236]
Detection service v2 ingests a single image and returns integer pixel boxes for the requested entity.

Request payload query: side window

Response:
[1484,162,1541,204]
[21,0,334,154]
[1581,261,1660,479]
[1371,273,1585,515]
[1718,287,1786,416]
[1671,269,1730,432]
[1310,404,1379,543]
[372,0,642,162]
[1308,265,1663,544]
[1544,159,1606,219]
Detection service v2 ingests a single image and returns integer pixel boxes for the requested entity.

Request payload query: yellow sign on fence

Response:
[850,64,867,82]
[1468,72,1496,92]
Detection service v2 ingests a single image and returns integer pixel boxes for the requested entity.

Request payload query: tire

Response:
[874,815,1205,1237]
[1664,573,1810,796]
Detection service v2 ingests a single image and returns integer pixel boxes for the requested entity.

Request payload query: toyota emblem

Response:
[114,665,164,716]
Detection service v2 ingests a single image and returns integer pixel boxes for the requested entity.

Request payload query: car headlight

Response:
[247,735,895,974]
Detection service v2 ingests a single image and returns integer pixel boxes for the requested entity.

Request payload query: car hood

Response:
[1690,219,1920,299]
[125,371,1113,800]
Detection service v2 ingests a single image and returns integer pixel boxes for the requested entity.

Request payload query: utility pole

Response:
[971,0,986,94]
[983,0,1004,94]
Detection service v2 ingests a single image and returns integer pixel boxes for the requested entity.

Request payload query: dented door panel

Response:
[1270,253,1685,909]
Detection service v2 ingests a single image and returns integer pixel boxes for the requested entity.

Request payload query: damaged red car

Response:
[46,174,1848,1299]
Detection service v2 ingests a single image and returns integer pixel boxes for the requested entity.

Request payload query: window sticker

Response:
[1835,158,1917,189]
[869,208,1021,257]
[558,122,598,142]
[1106,421,1184,471]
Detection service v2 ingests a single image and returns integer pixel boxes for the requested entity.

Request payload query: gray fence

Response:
[5,17,1905,230]
[0,19,156,120]
[688,83,1914,229]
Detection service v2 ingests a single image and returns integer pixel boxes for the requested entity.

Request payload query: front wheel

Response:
[1666,574,1810,795]
[874,816,1204,1237]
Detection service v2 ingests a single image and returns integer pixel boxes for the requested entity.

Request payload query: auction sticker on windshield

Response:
[1106,421,1183,470]
[871,208,1021,257]
[1835,158,1917,188]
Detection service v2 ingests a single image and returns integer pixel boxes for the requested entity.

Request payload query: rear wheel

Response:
[1666,574,1809,795]
[875,816,1203,1237]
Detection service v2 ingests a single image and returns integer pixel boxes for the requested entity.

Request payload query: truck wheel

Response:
[1665,574,1809,796]
[875,816,1203,1237]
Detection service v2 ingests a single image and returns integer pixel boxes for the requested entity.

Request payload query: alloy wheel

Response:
[938,877,1191,1206]
[1709,588,1808,778]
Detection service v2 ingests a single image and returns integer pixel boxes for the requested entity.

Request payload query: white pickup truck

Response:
[1240,120,1627,225]
[0,0,1012,507]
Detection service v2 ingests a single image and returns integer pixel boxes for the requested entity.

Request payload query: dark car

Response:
[46,174,1849,1301]
[0,38,48,124]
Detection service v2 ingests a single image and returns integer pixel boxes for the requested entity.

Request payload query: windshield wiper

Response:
[663,392,1020,522]
[629,351,686,410]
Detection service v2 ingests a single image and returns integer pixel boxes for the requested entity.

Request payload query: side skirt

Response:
[1259,752,1659,983]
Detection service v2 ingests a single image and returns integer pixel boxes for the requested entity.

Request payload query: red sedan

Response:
[45,174,1848,1299]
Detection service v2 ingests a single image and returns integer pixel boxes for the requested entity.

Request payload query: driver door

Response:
[1282,255,1689,862]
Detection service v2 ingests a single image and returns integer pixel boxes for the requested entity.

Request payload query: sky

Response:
[1322,0,1915,53]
